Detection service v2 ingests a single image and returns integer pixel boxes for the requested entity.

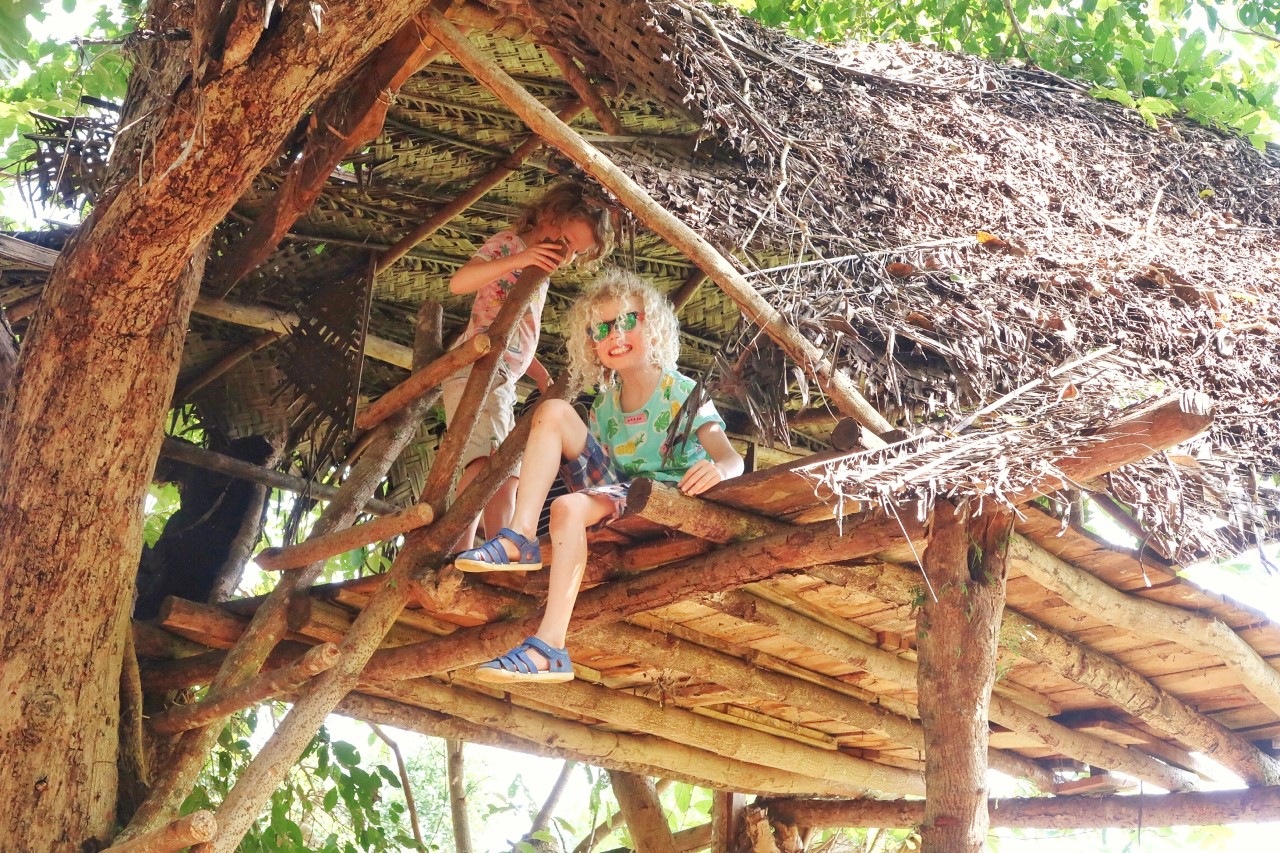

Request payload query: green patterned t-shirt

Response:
[588,370,725,482]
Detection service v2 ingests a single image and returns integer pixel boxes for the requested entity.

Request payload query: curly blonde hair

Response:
[513,181,615,266]
[565,269,682,393]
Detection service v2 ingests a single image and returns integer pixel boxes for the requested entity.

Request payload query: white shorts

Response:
[441,364,521,473]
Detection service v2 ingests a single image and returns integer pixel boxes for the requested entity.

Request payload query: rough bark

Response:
[711,791,746,853]
[763,786,1280,828]
[916,503,1011,853]
[610,771,679,853]
[446,740,473,853]
[0,1,444,845]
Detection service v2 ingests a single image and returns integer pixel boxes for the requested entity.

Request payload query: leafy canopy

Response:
[731,0,1280,146]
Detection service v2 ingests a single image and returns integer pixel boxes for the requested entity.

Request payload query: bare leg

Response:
[481,475,519,541]
[533,491,616,651]
[489,399,589,557]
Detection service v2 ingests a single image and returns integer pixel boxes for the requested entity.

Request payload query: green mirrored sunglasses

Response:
[589,311,643,342]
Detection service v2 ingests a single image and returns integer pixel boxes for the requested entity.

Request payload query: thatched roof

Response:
[5,0,1280,821]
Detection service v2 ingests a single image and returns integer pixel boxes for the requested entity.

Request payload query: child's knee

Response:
[532,397,575,429]
[549,493,591,528]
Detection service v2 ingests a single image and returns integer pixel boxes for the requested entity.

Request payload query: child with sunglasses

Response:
[454,269,744,682]
[443,181,613,554]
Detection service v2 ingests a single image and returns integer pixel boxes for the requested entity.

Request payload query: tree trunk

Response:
[610,771,678,853]
[0,1,447,846]
[916,502,1011,853]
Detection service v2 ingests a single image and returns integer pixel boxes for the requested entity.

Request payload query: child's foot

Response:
[453,527,542,572]
[473,636,574,683]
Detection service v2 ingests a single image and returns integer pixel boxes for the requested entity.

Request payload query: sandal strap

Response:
[519,636,572,673]
[496,527,540,563]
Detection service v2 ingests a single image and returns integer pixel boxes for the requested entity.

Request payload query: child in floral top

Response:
[443,182,613,552]
[455,270,744,683]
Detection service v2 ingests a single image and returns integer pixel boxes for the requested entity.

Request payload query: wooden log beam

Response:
[375,98,589,273]
[104,812,216,852]
[365,510,925,681]
[211,20,446,293]
[193,295,415,369]
[138,642,315,692]
[609,771,678,853]
[173,330,284,402]
[670,268,708,312]
[497,677,924,796]
[159,437,401,515]
[124,303,445,839]
[255,504,434,571]
[763,786,1280,829]
[422,8,894,437]
[707,590,1197,792]
[382,677,866,796]
[816,560,1280,788]
[916,503,1010,852]
[149,643,340,735]
[1009,533,1280,722]
[581,622,1055,791]
[355,335,491,431]
[545,47,623,135]
[712,792,746,853]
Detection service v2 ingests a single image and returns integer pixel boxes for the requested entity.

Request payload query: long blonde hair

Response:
[565,270,681,393]
[514,181,615,265]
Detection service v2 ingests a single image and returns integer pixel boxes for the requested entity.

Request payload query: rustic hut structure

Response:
[3,0,1279,850]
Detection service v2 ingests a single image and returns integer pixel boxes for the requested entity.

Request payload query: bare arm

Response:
[449,241,567,295]
[678,422,744,496]
[525,356,551,393]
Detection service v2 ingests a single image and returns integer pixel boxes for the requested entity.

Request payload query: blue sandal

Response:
[473,636,574,684]
[453,527,543,573]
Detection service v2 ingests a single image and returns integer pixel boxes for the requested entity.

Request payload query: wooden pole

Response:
[610,771,679,853]
[105,811,216,852]
[123,302,444,840]
[763,786,1280,829]
[916,504,1010,853]
[148,643,339,735]
[173,331,283,402]
[254,504,434,571]
[159,436,401,516]
[422,9,894,438]
[1010,533,1280,721]
[193,295,415,369]
[712,791,746,853]
[446,739,473,853]
[669,268,708,312]
[544,47,623,134]
[375,99,589,273]
[355,334,490,431]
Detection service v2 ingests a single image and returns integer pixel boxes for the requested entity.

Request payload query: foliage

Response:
[183,711,429,852]
[0,1,136,170]
[732,0,1280,146]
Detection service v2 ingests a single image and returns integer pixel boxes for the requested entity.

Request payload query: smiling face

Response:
[591,296,650,373]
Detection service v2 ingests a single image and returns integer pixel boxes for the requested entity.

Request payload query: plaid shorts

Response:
[560,432,630,526]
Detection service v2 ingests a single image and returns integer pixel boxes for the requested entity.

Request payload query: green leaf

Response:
[323,786,339,811]
[1150,31,1176,68]
[332,741,360,767]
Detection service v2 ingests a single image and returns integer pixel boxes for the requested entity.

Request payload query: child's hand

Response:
[518,240,571,273]
[678,459,727,496]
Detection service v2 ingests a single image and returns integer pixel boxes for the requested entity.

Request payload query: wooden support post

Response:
[159,437,401,516]
[1009,533,1280,721]
[122,303,444,841]
[446,740,473,853]
[669,268,707,312]
[916,503,1011,853]
[422,9,894,439]
[545,47,623,134]
[764,786,1280,829]
[609,771,679,853]
[375,99,588,272]
[712,791,746,853]
[355,334,490,431]
[105,811,216,852]
[255,504,434,571]
[148,643,339,735]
